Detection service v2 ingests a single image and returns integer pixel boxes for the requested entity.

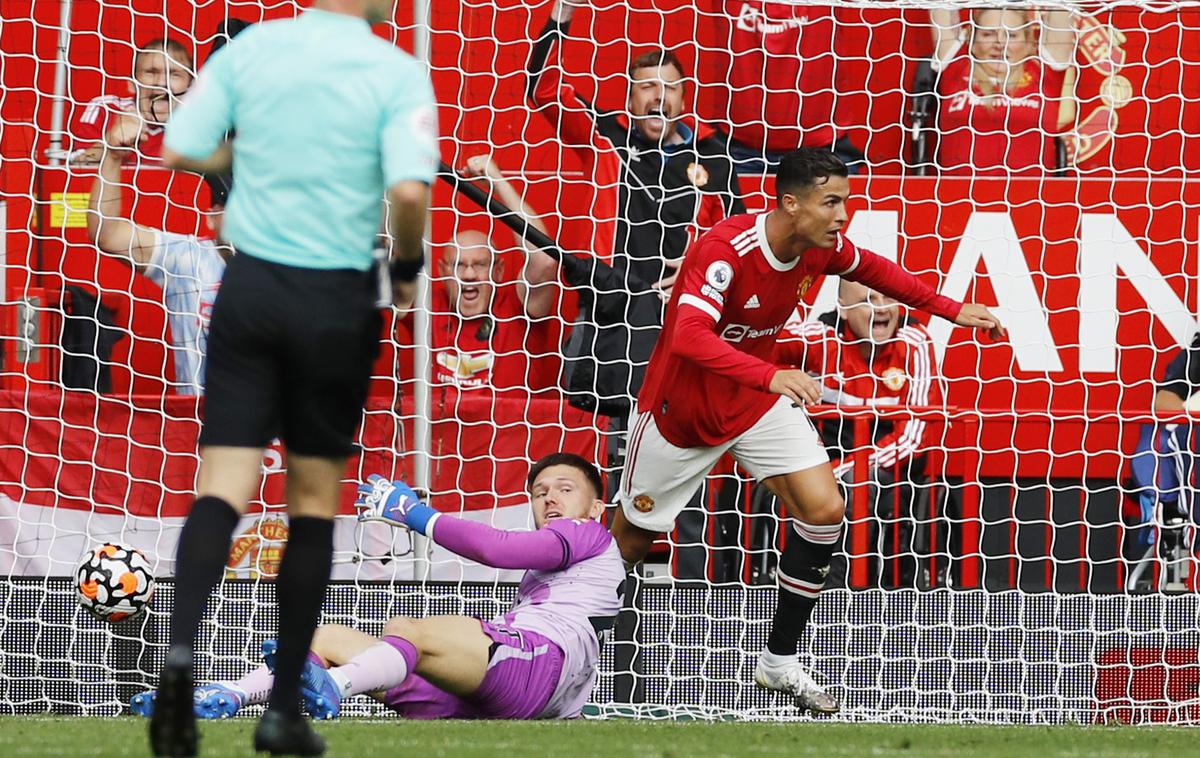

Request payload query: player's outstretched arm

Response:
[355,475,572,571]
[840,245,1005,340]
[954,303,1006,340]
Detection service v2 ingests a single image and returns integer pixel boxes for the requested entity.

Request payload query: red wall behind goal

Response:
[2,1,1200,483]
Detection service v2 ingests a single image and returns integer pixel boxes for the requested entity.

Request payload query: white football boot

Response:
[754,657,841,714]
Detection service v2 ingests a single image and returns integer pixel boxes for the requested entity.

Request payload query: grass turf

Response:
[0,717,1195,758]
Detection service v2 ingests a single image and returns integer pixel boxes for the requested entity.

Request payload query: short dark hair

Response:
[527,453,604,500]
[776,148,849,203]
[628,48,687,81]
[135,37,194,70]
[211,18,254,57]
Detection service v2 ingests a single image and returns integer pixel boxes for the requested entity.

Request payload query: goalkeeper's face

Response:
[627,64,685,142]
[529,465,605,528]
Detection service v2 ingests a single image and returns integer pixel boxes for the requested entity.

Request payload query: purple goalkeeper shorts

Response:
[380,621,564,720]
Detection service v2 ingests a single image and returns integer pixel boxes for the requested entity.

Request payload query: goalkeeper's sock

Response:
[327,636,416,698]
[167,495,241,656]
[230,665,274,705]
[267,516,334,716]
[766,520,841,657]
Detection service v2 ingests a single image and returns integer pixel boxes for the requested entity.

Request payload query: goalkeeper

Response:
[131,453,623,721]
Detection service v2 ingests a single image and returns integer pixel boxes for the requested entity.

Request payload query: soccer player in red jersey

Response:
[610,148,1004,713]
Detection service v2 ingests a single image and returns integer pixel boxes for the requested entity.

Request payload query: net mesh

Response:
[1,0,1200,723]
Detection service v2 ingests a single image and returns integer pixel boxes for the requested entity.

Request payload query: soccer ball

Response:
[76,543,156,623]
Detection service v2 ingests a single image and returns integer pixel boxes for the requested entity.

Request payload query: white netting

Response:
[1,0,1200,724]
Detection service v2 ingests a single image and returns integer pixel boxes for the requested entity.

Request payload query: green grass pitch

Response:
[0,717,1193,757]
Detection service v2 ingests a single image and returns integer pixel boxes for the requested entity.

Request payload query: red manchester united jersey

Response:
[935,44,1066,176]
[72,95,166,159]
[638,212,961,448]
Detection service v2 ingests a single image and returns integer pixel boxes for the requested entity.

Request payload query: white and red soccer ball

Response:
[75,543,156,623]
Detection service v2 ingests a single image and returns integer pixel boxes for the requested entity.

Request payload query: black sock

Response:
[167,496,241,659]
[268,517,334,716]
[767,520,842,657]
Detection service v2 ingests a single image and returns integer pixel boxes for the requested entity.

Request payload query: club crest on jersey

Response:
[706,261,734,292]
[687,162,710,188]
[633,494,655,513]
[882,367,907,391]
[796,275,815,300]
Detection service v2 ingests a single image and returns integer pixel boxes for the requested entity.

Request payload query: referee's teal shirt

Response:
[165,8,438,271]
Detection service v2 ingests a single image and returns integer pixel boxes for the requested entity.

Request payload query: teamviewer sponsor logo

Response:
[720,323,784,343]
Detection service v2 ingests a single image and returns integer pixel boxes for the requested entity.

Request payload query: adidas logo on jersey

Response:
[745,294,760,309]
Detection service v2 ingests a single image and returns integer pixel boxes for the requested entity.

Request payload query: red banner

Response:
[0,390,604,518]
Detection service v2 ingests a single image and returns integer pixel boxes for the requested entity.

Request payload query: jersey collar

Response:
[756,212,798,272]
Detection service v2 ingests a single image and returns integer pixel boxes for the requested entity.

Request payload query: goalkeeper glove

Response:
[354,474,438,536]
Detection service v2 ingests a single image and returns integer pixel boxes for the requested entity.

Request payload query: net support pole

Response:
[46,0,74,166]
[409,0,434,582]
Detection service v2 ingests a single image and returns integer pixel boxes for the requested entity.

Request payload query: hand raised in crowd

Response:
[653,256,682,302]
[769,369,824,406]
[954,303,1006,341]
[103,111,147,155]
[461,153,503,183]
[551,0,588,23]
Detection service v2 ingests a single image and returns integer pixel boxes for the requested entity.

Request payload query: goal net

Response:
[2,0,1200,723]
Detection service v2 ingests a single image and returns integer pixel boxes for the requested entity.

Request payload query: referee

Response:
[152,2,437,755]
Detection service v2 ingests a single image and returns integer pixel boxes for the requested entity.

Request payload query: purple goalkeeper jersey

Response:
[427,515,625,718]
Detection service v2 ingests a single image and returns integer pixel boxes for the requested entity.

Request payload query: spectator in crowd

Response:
[419,155,561,394]
[70,38,195,165]
[1153,332,1200,413]
[1125,332,1200,590]
[929,6,1076,175]
[528,0,744,496]
[86,114,230,395]
[705,0,862,175]
[775,279,944,587]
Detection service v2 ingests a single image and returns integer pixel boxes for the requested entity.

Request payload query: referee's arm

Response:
[161,44,237,174]
[381,66,439,303]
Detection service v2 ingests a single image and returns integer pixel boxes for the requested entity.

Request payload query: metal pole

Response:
[47,0,74,166]
[409,0,433,582]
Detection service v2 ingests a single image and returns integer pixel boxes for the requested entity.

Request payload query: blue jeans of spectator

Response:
[722,132,865,176]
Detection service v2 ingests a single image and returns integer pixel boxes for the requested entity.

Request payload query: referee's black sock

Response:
[167,495,241,659]
[766,520,842,658]
[268,516,334,716]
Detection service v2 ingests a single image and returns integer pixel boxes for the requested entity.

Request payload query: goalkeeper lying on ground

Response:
[132,452,624,720]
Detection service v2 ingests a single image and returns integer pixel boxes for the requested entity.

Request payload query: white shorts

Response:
[618,395,830,533]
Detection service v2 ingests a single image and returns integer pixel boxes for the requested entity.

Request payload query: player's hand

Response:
[769,369,823,406]
[653,257,682,302]
[104,112,146,155]
[354,474,424,529]
[955,303,1006,341]
[462,154,503,183]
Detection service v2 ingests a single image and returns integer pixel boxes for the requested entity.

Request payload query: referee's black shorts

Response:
[200,252,383,458]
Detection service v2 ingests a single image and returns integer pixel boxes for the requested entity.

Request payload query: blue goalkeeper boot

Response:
[263,638,340,719]
[193,684,245,719]
[299,658,342,720]
[130,683,245,719]
[130,690,156,717]
[262,639,278,671]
